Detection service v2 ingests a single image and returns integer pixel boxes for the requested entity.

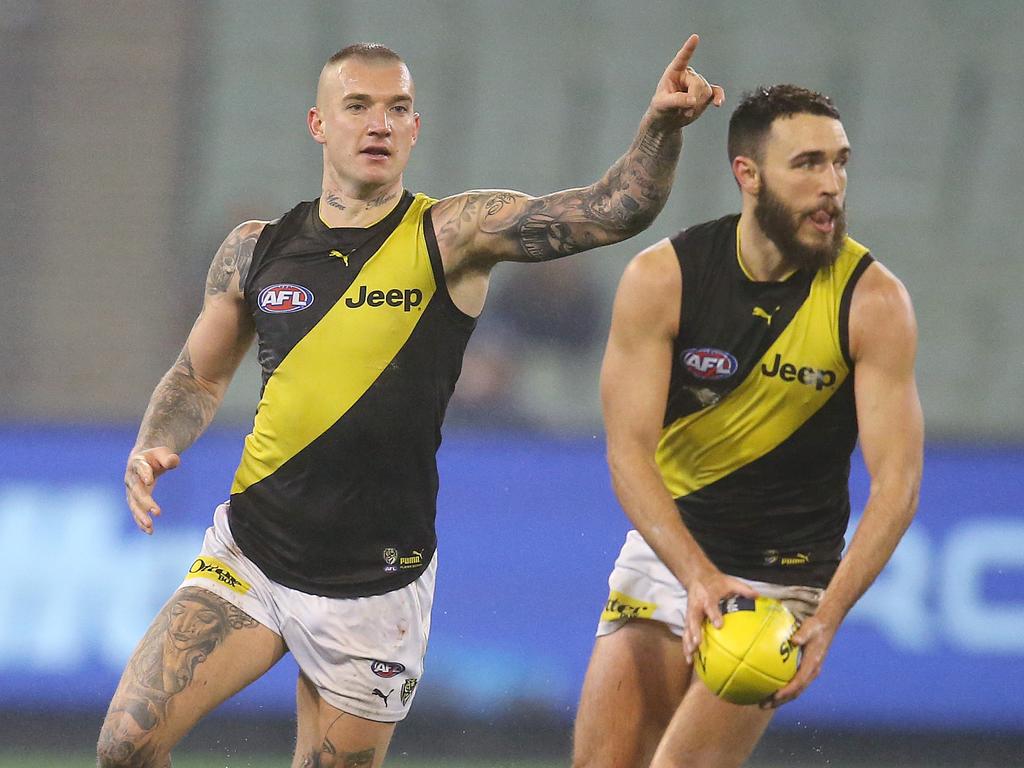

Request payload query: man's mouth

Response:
[808,209,836,234]
[361,147,392,158]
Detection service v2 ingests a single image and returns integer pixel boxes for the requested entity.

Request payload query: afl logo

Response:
[258,283,314,313]
[682,347,738,380]
[371,660,406,678]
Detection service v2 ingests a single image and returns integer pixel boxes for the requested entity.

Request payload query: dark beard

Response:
[754,180,847,273]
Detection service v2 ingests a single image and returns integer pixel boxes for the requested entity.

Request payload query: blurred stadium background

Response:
[2,1,1022,766]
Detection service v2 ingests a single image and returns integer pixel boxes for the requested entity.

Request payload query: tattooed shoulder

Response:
[206,220,267,296]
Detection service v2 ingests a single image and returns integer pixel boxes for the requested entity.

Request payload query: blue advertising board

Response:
[0,426,1021,730]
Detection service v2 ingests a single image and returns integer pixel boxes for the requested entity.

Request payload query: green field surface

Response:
[0,755,565,768]
[0,752,994,768]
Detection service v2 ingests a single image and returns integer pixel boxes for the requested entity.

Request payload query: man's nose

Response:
[821,164,842,195]
[368,106,392,135]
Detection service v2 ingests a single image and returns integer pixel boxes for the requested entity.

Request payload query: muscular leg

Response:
[293,671,396,768]
[96,586,286,767]
[573,619,691,768]
[649,677,775,768]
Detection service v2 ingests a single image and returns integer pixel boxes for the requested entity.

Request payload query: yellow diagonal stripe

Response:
[657,240,868,498]
[231,195,437,494]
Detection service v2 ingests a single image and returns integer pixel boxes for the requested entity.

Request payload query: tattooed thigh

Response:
[98,587,263,765]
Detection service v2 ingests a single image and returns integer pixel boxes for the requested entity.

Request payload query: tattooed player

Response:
[98,38,723,767]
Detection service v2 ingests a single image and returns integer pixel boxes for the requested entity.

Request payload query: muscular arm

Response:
[433,111,683,266]
[125,220,265,533]
[429,35,722,315]
[770,262,923,706]
[602,241,757,659]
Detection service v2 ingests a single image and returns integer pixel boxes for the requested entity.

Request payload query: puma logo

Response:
[372,688,392,706]
[752,305,779,325]
[330,249,350,266]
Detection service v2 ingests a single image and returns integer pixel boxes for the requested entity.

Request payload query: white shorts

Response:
[597,530,822,637]
[177,503,434,722]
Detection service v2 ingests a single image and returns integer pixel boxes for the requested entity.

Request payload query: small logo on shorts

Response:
[600,590,657,623]
[186,556,251,595]
[372,688,392,707]
[383,547,399,573]
[371,660,406,678]
[400,678,418,706]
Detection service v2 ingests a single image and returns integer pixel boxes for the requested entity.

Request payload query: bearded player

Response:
[572,85,923,768]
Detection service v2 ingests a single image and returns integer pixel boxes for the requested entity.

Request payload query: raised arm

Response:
[124,220,265,534]
[769,262,923,707]
[602,241,757,662]
[432,35,723,274]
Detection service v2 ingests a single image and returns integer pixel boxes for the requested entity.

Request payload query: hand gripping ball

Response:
[694,595,800,705]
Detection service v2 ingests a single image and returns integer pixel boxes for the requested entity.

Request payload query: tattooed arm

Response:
[124,220,265,534]
[431,35,721,293]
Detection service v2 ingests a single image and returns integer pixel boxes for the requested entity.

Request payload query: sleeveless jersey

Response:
[228,192,476,598]
[656,214,873,587]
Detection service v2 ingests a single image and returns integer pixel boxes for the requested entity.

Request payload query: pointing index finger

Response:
[665,34,700,75]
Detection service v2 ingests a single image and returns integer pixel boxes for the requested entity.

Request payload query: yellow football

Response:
[694,596,800,705]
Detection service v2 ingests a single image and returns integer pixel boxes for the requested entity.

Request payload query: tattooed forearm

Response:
[133,343,219,455]
[504,112,683,258]
[439,113,682,264]
[636,120,675,159]
[134,219,263,455]
[518,215,584,260]
[207,220,263,295]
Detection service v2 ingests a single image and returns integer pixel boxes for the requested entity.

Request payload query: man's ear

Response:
[308,107,327,145]
[732,155,760,195]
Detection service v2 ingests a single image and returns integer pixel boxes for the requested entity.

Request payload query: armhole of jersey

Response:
[668,230,690,340]
[839,252,875,368]
[423,206,478,328]
[242,219,278,301]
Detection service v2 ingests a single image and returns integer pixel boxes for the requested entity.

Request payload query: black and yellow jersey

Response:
[227,191,476,598]
[657,214,873,587]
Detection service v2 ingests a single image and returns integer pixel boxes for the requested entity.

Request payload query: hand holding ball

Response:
[694,596,800,705]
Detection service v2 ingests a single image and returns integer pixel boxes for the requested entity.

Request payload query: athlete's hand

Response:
[124,447,181,535]
[762,612,838,708]
[650,34,724,129]
[682,569,759,662]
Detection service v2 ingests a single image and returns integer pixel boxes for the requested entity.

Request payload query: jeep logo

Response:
[761,353,836,391]
[345,285,423,311]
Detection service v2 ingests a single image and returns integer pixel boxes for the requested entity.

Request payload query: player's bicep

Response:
[850,265,923,492]
[179,220,266,390]
[601,241,681,454]
[432,189,537,267]
[182,295,255,389]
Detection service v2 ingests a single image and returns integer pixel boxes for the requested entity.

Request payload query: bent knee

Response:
[97,716,167,768]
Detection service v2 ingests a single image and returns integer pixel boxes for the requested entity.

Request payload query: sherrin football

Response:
[694,595,800,705]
